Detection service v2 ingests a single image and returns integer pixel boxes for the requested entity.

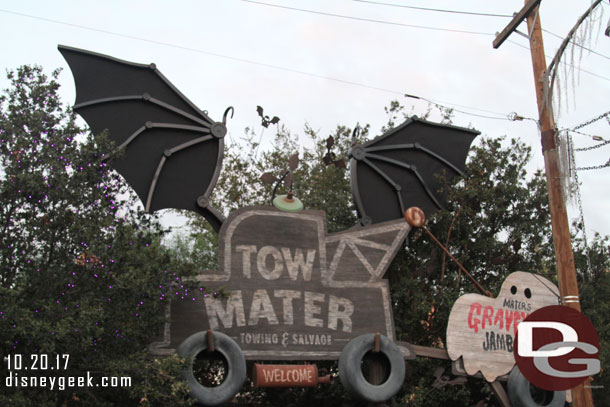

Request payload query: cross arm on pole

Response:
[493,0,541,49]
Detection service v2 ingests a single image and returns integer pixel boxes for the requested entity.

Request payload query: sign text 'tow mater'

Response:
[204,245,354,332]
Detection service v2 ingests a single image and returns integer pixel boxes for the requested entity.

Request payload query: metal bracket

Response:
[541,128,557,151]
[206,329,215,352]
[373,332,381,353]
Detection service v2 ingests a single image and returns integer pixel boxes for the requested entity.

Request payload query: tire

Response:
[177,331,246,406]
[507,366,566,407]
[339,334,406,403]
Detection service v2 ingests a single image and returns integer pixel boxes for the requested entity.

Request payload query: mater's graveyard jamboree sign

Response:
[150,206,411,360]
[446,271,560,382]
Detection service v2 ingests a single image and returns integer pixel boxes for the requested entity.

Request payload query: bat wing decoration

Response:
[350,116,479,225]
[59,45,229,232]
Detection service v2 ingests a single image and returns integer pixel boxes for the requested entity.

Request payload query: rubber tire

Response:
[177,331,246,407]
[507,366,566,407]
[339,334,406,403]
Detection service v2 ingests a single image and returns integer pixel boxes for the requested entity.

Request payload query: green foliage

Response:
[386,134,559,406]
[391,136,557,344]
[575,231,610,405]
[175,122,370,268]
[209,123,366,234]
[0,66,196,406]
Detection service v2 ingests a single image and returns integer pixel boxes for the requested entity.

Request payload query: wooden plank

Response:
[493,0,541,49]
[451,358,508,382]
[490,380,513,407]
[395,341,417,360]
[446,272,559,382]
[410,344,449,360]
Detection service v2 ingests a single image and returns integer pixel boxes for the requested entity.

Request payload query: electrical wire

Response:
[542,28,610,61]
[506,39,610,82]
[0,8,520,123]
[4,5,609,86]
[0,8,407,95]
[0,8,601,125]
[356,0,610,61]
[405,94,512,121]
[240,0,495,36]
[352,0,513,18]
[239,1,610,84]
[427,98,514,118]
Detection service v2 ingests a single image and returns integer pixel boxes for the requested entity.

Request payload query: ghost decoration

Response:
[446,271,560,382]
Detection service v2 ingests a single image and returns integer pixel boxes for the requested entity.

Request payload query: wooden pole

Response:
[524,5,593,406]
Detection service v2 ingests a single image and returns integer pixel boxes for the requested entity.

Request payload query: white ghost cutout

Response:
[446,271,560,382]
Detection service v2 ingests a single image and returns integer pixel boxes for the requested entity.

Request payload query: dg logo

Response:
[514,305,600,391]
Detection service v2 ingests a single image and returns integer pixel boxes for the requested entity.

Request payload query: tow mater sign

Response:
[150,206,411,359]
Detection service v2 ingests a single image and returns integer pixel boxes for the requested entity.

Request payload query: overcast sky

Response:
[2,1,609,243]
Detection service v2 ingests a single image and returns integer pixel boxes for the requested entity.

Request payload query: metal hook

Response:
[223,106,234,124]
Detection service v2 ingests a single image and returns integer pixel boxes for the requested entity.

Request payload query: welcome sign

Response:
[150,206,411,360]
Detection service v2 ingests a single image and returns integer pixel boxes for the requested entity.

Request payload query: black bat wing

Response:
[350,116,479,224]
[58,45,226,232]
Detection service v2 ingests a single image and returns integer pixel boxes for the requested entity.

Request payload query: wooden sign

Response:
[150,206,410,360]
[252,364,330,387]
[446,271,560,382]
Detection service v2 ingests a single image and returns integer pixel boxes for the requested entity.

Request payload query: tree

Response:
[0,66,198,407]
[574,230,610,407]
[176,101,610,406]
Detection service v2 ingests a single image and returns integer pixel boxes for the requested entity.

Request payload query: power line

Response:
[0,8,599,124]
[239,1,610,84]
[354,0,610,61]
[405,94,512,121]
[0,8,512,122]
[355,0,610,61]
[0,8,406,94]
[542,28,610,62]
[506,39,610,82]
[240,0,495,36]
[326,0,610,60]
[352,0,513,18]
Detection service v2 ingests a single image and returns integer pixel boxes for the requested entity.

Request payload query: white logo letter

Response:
[518,322,577,357]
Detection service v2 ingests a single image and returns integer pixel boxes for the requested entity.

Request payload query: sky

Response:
[1,0,609,245]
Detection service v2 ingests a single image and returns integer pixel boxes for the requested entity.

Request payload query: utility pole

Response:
[494,1,593,406]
